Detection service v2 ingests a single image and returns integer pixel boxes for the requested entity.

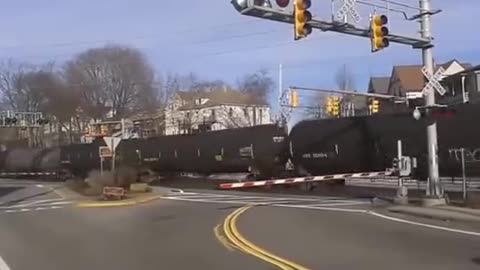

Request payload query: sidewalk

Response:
[387,205,480,223]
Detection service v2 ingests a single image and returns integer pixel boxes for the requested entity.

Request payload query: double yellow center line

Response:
[218,205,310,270]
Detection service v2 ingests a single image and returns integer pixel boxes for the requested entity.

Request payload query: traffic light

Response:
[326,97,334,115]
[370,14,389,52]
[294,0,312,40]
[290,89,299,107]
[371,99,380,114]
[331,97,341,117]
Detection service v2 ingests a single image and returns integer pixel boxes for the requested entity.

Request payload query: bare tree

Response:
[236,69,274,103]
[64,45,157,120]
[0,59,55,111]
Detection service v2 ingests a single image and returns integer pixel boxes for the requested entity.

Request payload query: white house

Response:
[164,88,272,135]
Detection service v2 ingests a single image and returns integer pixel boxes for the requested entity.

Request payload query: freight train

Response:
[1,101,479,181]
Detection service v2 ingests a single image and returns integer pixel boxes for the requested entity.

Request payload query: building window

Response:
[243,108,248,117]
[229,108,233,117]
[186,112,190,119]
[258,108,262,124]
[211,109,215,118]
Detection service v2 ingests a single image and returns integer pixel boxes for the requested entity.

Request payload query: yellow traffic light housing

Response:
[370,15,389,52]
[294,0,312,40]
[332,97,340,117]
[291,90,299,107]
[326,97,334,115]
[371,99,380,114]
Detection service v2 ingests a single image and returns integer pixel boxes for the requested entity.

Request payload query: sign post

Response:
[103,137,122,171]
[98,146,113,174]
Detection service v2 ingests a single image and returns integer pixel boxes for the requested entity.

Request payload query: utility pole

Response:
[420,0,444,203]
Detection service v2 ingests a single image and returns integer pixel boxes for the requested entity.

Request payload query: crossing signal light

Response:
[37,119,49,125]
[413,106,457,120]
[294,0,312,40]
[290,90,299,107]
[371,99,380,114]
[370,15,389,52]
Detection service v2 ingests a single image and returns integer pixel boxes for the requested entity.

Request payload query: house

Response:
[164,87,272,135]
[129,108,165,138]
[439,64,480,104]
[367,77,390,95]
[365,59,473,114]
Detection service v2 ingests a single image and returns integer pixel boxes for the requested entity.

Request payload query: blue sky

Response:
[0,0,479,118]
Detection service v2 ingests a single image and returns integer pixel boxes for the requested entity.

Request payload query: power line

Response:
[0,20,260,51]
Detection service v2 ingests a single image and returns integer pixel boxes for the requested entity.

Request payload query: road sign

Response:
[406,92,423,99]
[336,0,361,23]
[103,137,122,152]
[99,146,113,158]
[421,66,447,96]
[103,186,126,200]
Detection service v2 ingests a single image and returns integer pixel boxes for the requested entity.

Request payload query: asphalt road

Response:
[1,180,480,270]
[0,180,272,270]
[239,205,480,270]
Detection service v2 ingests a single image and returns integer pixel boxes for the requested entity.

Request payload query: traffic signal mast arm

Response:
[233,2,431,48]
[290,86,408,102]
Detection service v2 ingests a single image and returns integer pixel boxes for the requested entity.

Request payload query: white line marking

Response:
[304,202,368,207]
[19,209,30,212]
[275,204,368,213]
[36,184,44,188]
[49,206,63,209]
[368,211,480,237]
[19,199,65,207]
[0,254,11,270]
[4,210,17,213]
[35,207,48,211]
[0,200,71,209]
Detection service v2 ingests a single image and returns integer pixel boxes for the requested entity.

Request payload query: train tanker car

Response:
[289,116,382,176]
[0,146,61,174]
[436,102,480,178]
[289,101,480,180]
[60,140,106,178]
[116,124,290,178]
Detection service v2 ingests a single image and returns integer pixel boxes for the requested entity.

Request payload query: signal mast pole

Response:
[420,0,444,203]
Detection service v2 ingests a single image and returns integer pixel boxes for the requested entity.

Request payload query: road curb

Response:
[387,206,480,223]
[76,195,161,208]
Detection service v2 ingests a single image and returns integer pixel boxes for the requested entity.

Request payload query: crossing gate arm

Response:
[217,171,394,190]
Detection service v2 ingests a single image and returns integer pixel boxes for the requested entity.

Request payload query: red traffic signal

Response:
[275,0,290,8]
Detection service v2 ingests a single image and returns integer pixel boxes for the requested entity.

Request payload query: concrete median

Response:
[75,186,177,208]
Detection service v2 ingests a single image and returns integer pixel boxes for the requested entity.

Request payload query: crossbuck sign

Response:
[421,66,447,96]
[336,0,361,23]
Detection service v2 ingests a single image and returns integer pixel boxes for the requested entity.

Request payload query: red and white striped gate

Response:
[218,171,394,190]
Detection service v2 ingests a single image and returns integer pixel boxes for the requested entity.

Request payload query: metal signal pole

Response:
[420,0,444,202]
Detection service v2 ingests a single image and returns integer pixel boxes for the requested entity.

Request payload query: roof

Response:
[391,60,472,93]
[368,77,390,94]
[448,64,480,78]
[176,88,268,110]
